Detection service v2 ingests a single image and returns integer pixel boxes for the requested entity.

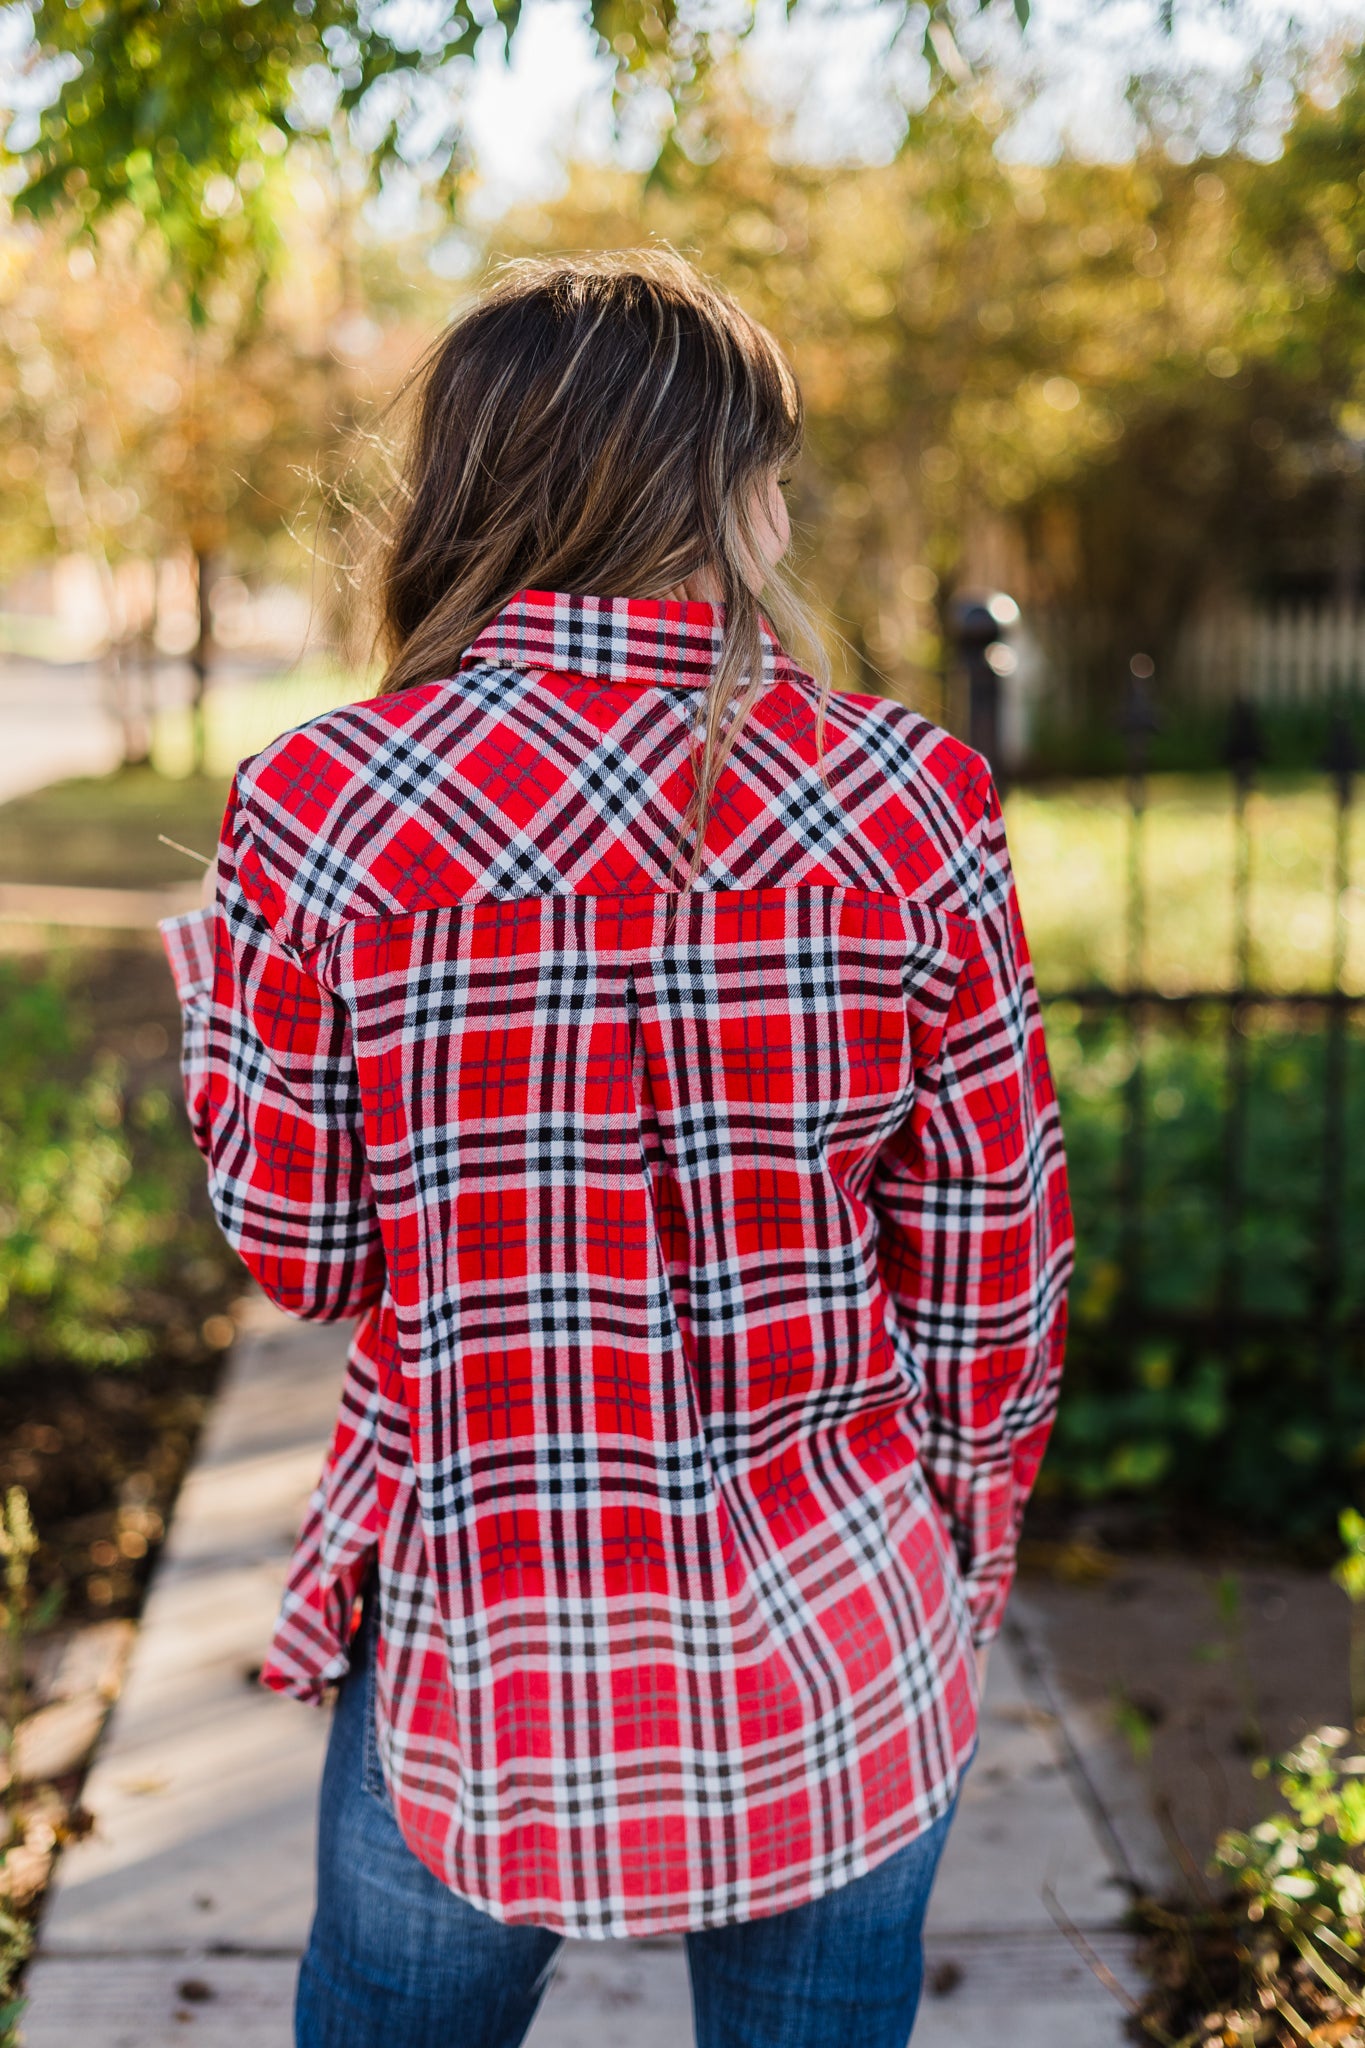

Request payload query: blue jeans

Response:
[296,1599,962,2048]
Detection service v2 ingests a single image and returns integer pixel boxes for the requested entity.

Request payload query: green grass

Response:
[148,659,367,783]
[0,768,230,889]
[1005,775,1365,998]
[0,664,362,890]
[0,953,239,1373]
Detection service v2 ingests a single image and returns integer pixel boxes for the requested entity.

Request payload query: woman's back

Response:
[163,583,1071,1937]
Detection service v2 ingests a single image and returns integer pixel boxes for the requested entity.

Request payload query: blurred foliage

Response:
[1334,1506,1365,1728]
[1026,697,1365,783]
[0,957,236,1372]
[0,1902,26,2046]
[0,196,426,588]
[2,0,1040,305]
[1206,1723,1365,2043]
[149,660,368,781]
[2,32,1363,735]
[1014,771,1365,1540]
[497,48,1365,712]
[1044,1008,1365,1541]
[0,957,238,1635]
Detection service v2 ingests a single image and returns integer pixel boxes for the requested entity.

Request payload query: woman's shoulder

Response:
[815,684,991,833]
[233,681,457,817]
[224,683,466,952]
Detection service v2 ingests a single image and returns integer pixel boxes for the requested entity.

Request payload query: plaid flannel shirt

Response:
[160,589,1073,1939]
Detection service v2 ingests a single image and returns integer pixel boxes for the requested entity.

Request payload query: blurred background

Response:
[1,0,1365,1957]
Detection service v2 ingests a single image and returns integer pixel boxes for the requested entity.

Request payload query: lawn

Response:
[148,659,367,786]
[0,663,363,890]
[0,767,232,889]
[1006,774,1365,998]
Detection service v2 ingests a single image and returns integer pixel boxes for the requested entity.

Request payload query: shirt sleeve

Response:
[871,769,1074,1648]
[158,781,385,1324]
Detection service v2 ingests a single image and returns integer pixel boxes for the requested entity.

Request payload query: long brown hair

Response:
[371,249,828,879]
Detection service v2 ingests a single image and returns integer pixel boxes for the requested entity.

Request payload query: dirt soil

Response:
[1017,1543,1352,1874]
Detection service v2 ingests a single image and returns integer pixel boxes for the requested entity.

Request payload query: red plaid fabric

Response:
[160,589,1072,1938]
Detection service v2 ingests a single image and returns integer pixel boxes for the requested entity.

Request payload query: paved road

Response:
[0,653,303,808]
[0,659,125,806]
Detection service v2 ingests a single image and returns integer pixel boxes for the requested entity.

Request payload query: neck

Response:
[653,566,725,606]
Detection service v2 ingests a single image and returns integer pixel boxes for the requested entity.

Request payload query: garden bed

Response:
[1130,1888,1365,2046]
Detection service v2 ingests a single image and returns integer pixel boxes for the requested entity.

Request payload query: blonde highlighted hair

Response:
[371,249,829,880]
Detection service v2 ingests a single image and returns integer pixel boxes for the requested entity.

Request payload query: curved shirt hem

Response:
[380,1732,977,1942]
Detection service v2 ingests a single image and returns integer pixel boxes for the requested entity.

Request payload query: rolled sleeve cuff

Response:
[964,1567,1016,1650]
[159,908,216,1006]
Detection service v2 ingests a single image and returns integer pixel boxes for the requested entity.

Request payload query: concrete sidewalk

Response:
[21,1302,1152,2047]
[0,880,200,929]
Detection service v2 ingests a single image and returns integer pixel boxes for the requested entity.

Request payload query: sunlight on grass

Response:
[0,768,231,889]
[1007,777,1365,997]
[149,662,374,781]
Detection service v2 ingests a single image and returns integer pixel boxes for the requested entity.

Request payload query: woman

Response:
[161,251,1073,2048]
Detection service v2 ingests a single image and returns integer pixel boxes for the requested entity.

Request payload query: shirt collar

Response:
[460,589,802,693]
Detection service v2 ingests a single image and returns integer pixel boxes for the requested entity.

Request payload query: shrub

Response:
[1209,1728,1365,2038]
[0,959,234,1372]
[1041,1008,1365,1545]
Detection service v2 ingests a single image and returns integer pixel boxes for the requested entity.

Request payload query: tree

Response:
[487,80,1173,701]
[0,182,433,762]
[0,0,1189,308]
[485,44,1365,718]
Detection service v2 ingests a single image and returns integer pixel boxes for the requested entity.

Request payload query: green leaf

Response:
[1106,1439,1171,1490]
[29,1583,66,1631]
[1215,1572,1242,1625]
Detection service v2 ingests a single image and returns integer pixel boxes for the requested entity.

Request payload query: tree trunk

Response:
[190,550,215,776]
[134,567,160,768]
[121,637,152,768]
[93,556,139,770]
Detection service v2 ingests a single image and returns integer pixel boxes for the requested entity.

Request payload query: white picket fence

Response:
[1173,603,1365,705]
[1033,602,1365,714]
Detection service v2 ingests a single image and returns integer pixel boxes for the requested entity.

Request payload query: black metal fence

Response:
[958,621,1365,1533]
[1055,680,1362,1356]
